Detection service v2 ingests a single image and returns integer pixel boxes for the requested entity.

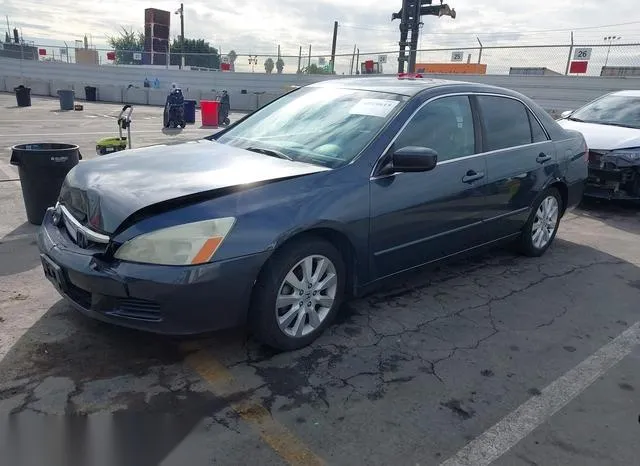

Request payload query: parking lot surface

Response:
[1,92,640,466]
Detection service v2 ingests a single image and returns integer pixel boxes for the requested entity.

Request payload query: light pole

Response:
[174,3,185,69]
[604,35,621,68]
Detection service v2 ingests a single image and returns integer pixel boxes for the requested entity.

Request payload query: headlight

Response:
[610,148,640,161]
[114,217,236,265]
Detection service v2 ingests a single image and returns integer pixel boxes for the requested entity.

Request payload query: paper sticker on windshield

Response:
[349,99,400,118]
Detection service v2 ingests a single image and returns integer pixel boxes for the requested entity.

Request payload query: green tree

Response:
[170,38,220,69]
[276,57,285,74]
[264,57,274,74]
[303,63,334,75]
[107,27,144,65]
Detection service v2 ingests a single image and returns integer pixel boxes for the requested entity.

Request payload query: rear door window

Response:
[477,96,533,151]
[528,112,548,142]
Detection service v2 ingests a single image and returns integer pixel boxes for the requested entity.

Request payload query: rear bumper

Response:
[565,179,585,211]
[37,208,269,335]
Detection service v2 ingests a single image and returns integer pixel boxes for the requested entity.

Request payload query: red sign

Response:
[221,63,231,71]
[569,60,588,74]
[106,51,116,61]
[364,60,374,72]
[38,48,46,56]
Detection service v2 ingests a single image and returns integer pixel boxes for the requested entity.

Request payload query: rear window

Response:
[477,96,532,151]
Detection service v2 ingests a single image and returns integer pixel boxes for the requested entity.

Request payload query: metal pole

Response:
[298,46,302,73]
[408,0,421,73]
[180,3,185,69]
[476,37,483,64]
[355,48,360,74]
[330,21,338,73]
[603,36,620,69]
[564,31,574,75]
[349,44,356,75]
[397,0,409,73]
[308,44,312,69]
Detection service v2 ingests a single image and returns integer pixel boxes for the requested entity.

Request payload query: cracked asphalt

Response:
[2,93,640,466]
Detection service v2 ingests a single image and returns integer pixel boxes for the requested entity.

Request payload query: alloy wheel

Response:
[275,255,338,338]
[531,195,559,249]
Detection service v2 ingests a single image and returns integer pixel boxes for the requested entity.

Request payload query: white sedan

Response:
[557,90,640,200]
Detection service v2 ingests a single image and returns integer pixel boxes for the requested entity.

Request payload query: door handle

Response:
[536,153,552,164]
[462,170,485,183]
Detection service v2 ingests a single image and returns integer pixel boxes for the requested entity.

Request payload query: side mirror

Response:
[392,146,438,173]
[560,110,573,119]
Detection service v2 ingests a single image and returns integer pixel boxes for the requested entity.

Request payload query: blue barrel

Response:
[183,100,197,124]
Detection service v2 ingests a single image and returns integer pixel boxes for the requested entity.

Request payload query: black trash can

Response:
[14,85,32,107]
[85,86,97,102]
[10,143,81,225]
[183,99,197,124]
[57,89,75,111]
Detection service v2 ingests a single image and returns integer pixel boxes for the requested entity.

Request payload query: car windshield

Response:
[571,94,640,129]
[215,87,408,168]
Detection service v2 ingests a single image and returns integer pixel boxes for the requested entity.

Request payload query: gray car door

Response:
[475,94,557,239]
[369,94,489,280]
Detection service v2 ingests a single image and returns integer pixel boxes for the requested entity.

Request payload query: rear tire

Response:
[250,237,346,351]
[518,187,563,257]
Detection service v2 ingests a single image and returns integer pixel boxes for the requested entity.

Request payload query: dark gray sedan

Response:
[37,77,588,350]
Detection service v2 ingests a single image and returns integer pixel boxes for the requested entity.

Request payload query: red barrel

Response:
[200,100,220,127]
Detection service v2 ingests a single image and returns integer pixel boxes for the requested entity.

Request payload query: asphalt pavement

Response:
[1,92,640,466]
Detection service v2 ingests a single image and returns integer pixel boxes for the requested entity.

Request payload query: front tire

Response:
[518,187,562,257]
[250,237,346,351]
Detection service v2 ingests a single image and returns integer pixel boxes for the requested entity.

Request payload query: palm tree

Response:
[227,49,237,71]
[264,57,275,74]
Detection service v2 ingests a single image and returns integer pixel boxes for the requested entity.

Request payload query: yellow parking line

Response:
[183,346,325,466]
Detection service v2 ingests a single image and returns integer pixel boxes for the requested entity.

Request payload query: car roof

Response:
[307,76,473,97]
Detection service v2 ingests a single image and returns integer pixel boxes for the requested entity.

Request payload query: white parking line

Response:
[439,321,640,466]
[0,164,20,186]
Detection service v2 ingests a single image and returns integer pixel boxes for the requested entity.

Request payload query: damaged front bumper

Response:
[586,150,640,200]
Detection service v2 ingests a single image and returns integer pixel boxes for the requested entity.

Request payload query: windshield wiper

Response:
[568,116,584,122]
[245,146,293,161]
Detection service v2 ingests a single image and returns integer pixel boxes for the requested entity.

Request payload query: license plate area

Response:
[40,254,67,292]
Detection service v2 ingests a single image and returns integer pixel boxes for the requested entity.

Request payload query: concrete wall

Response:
[3,56,640,113]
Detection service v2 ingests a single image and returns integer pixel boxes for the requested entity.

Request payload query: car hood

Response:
[557,119,640,150]
[59,139,329,234]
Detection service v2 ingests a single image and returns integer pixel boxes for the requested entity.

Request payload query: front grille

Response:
[57,204,108,252]
[111,298,162,322]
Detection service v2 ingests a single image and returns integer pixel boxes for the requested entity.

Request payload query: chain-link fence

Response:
[4,42,640,77]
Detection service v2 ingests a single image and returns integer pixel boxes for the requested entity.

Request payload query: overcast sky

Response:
[2,0,640,73]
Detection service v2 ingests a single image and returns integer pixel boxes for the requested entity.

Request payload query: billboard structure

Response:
[143,8,170,66]
[415,63,486,74]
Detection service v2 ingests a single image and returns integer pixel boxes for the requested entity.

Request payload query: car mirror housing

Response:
[392,146,438,173]
[560,110,573,119]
